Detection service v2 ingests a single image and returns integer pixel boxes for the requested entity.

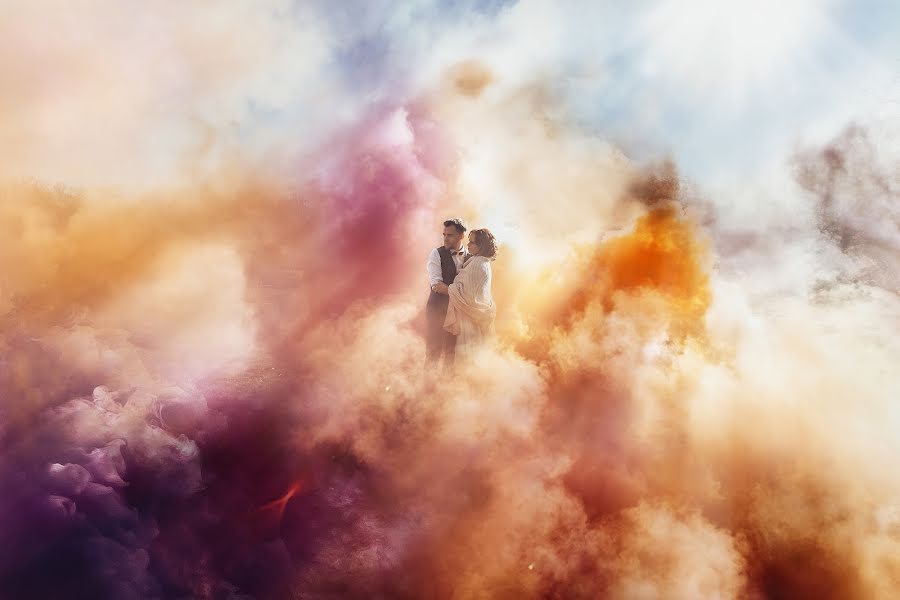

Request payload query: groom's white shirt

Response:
[427,246,467,288]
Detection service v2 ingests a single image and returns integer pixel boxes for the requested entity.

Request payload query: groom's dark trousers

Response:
[425,246,458,365]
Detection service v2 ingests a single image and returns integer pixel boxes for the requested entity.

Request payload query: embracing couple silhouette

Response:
[424,218,498,373]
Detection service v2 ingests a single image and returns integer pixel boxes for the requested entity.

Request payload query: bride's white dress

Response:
[443,255,496,362]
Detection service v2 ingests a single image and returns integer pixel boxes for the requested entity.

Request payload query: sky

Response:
[1,1,899,598]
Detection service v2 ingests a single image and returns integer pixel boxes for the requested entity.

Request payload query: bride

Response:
[443,228,497,363]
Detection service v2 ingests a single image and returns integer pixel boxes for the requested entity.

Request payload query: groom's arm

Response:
[427,248,447,293]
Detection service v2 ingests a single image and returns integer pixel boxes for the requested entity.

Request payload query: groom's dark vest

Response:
[425,246,459,317]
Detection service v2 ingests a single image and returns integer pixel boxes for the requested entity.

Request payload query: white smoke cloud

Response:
[0,0,335,190]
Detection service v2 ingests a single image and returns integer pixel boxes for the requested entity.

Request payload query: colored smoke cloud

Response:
[1,1,899,599]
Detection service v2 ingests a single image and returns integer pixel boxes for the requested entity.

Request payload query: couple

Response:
[425,218,497,369]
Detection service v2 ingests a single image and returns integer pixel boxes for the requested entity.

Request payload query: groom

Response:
[425,218,468,368]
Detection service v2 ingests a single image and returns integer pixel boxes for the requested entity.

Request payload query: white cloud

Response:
[0,0,335,191]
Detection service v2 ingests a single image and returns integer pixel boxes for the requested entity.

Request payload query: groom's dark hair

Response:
[443,218,467,233]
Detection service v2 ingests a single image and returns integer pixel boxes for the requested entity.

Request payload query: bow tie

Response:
[452,250,465,255]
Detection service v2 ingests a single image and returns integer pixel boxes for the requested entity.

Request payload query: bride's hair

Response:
[470,228,497,258]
